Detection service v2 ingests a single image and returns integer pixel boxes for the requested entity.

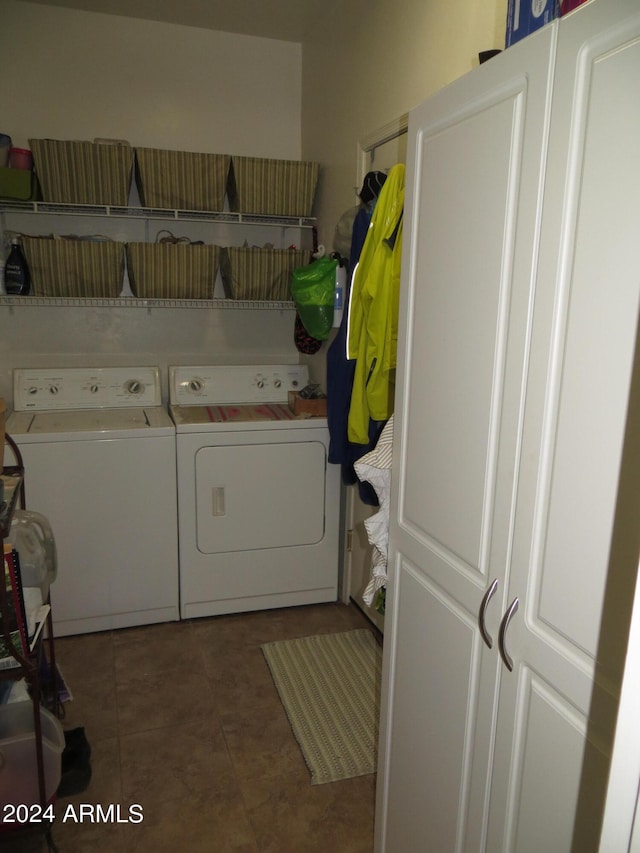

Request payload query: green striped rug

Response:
[262,629,382,785]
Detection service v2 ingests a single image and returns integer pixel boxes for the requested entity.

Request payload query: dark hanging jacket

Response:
[326,206,384,505]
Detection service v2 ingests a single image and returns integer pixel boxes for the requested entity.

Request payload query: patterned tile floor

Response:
[3,602,380,852]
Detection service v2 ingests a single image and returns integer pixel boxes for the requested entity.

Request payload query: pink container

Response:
[9,147,33,170]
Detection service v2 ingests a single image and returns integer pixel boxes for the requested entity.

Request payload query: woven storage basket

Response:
[227,157,319,217]
[220,246,308,301]
[126,242,220,299]
[29,140,133,206]
[135,148,230,211]
[22,237,124,298]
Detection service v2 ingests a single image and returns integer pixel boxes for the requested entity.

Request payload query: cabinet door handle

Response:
[498,597,519,672]
[478,578,499,649]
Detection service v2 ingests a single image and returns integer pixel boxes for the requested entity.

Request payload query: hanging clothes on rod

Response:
[346,163,405,445]
[326,171,389,504]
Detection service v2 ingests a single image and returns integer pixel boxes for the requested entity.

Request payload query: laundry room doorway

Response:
[342,116,407,633]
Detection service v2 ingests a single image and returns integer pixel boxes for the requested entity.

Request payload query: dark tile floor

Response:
[10,602,380,852]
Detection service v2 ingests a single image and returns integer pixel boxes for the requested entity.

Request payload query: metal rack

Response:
[0,434,60,849]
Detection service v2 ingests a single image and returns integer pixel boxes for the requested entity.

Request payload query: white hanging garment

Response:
[353,415,394,605]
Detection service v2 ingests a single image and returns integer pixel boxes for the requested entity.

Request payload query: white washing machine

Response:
[170,364,340,619]
[6,366,179,637]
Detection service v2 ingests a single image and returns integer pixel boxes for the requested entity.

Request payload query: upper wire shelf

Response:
[0,200,316,228]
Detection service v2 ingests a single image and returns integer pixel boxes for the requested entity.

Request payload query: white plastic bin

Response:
[0,700,64,807]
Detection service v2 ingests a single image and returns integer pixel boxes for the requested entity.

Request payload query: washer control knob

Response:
[188,379,204,394]
[257,379,265,389]
[90,384,100,394]
[125,380,144,395]
[49,384,60,395]
[28,386,38,396]
[274,379,282,389]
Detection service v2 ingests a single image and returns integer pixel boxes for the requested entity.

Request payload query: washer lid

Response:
[26,407,162,434]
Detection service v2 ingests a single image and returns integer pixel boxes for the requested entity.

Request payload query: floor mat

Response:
[262,628,382,784]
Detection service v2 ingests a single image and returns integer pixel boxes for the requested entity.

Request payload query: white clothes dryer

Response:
[170,364,340,619]
[6,367,179,637]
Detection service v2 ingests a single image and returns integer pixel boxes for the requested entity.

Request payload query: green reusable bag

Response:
[290,256,338,341]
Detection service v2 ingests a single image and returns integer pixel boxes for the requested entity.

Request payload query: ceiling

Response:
[16,0,332,42]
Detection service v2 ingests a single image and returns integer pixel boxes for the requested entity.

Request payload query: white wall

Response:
[0,1,302,156]
[0,1,305,403]
[301,0,508,250]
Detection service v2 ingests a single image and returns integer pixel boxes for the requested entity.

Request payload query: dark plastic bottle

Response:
[5,238,31,295]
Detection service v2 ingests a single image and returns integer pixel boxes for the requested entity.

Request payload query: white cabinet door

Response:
[375,27,556,853]
[486,2,640,850]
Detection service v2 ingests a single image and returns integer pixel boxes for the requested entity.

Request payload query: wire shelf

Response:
[0,295,296,310]
[0,200,316,228]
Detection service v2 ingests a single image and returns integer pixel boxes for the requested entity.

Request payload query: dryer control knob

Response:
[274,379,282,389]
[48,385,60,395]
[188,379,204,393]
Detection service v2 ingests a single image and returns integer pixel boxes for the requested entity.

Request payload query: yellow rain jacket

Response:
[347,163,404,444]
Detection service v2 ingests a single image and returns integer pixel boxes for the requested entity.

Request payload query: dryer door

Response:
[195,440,326,553]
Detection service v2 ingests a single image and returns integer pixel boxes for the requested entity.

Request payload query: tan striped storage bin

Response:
[22,237,125,297]
[29,139,134,206]
[227,157,319,217]
[134,148,230,211]
[220,246,309,301]
[126,242,220,299]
